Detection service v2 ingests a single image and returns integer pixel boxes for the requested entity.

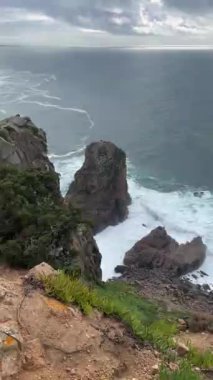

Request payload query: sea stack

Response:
[66,141,131,233]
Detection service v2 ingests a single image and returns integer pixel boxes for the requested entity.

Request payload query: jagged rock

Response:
[66,141,131,233]
[0,115,54,172]
[124,227,206,277]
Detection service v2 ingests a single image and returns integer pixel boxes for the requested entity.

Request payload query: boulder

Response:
[66,141,131,233]
[0,115,54,172]
[124,227,206,277]
[26,263,57,282]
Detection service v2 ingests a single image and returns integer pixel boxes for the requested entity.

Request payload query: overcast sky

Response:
[1,0,213,47]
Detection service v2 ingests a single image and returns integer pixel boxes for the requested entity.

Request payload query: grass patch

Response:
[43,272,178,352]
[188,346,213,369]
[43,273,213,380]
[159,362,201,380]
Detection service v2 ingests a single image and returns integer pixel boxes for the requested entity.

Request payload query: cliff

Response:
[0,115,102,282]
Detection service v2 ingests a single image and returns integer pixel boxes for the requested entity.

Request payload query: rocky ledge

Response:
[0,115,54,172]
[66,141,131,233]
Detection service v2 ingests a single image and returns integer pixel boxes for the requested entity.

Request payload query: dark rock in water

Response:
[202,284,211,292]
[192,274,198,280]
[0,115,54,172]
[194,191,204,198]
[199,270,208,277]
[124,227,206,277]
[114,265,128,274]
[66,141,131,233]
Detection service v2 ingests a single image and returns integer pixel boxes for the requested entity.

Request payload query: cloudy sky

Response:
[0,0,213,47]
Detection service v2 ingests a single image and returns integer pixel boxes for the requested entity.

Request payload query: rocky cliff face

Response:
[124,226,206,277]
[66,141,131,233]
[0,115,54,171]
[0,115,102,283]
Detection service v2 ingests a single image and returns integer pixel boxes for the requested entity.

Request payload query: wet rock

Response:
[124,227,206,277]
[66,141,131,233]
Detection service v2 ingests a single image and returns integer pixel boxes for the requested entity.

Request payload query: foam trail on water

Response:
[0,69,95,131]
[19,100,95,130]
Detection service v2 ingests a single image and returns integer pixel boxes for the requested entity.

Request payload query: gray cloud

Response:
[164,0,213,13]
[0,0,213,46]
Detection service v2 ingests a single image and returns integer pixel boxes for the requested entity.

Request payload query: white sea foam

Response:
[0,69,94,130]
[51,153,213,285]
[0,67,212,286]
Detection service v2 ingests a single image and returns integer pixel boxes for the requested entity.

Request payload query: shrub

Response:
[0,166,82,270]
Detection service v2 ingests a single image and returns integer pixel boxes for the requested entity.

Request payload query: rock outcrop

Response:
[0,115,102,283]
[124,226,206,276]
[69,224,102,281]
[66,141,131,233]
[0,115,54,172]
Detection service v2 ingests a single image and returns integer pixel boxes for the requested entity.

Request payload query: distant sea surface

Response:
[0,46,213,283]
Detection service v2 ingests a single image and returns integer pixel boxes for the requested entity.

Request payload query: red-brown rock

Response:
[124,226,206,276]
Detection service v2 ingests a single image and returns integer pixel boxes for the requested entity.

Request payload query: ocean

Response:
[0,46,213,284]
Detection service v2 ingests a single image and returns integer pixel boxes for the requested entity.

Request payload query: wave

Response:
[50,151,213,284]
[49,146,86,160]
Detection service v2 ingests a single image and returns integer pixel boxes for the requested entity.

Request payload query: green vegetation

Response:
[0,166,82,271]
[188,346,213,369]
[43,272,178,352]
[43,272,213,380]
[159,362,201,380]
